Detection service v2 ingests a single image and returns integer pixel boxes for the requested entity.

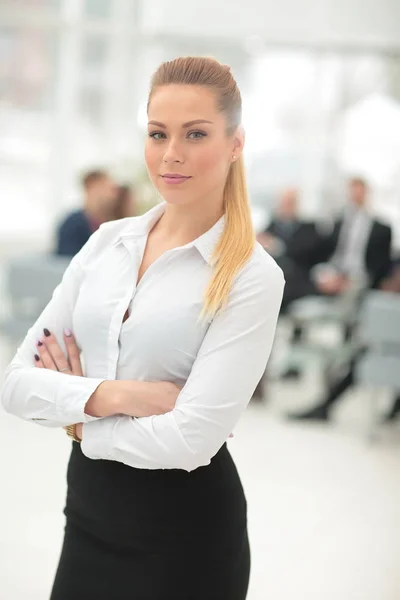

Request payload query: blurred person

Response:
[283,177,392,380]
[313,177,392,296]
[55,169,118,257]
[287,260,400,422]
[257,188,323,311]
[257,189,324,381]
[1,57,284,599]
[112,184,138,220]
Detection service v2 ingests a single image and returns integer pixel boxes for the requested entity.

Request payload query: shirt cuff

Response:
[81,416,117,460]
[55,376,106,424]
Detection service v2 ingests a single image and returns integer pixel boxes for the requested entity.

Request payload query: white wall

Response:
[1,0,399,250]
[140,0,400,49]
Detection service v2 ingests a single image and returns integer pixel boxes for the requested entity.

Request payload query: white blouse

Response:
[1,202,284,472]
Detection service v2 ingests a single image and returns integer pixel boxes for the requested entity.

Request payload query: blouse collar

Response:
[118,201,225,266]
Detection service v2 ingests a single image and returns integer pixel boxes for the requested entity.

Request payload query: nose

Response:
[163,138,184,164]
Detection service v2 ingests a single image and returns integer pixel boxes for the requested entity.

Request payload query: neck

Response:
[349,201,366,212]
[154,195,225,244]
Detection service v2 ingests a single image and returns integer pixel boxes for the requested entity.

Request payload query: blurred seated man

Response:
[257,188,323,312]
[312,177,392,298]
[55,169,118,257]
[256,188,326,383]
[287,260,400,422]
[283,177,393,380]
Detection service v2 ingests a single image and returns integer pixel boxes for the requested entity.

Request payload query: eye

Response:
[187,130,207,140]
[148,131,166,140]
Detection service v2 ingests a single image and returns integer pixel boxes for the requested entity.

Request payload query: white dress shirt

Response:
[330,206,373,280]
[1,202,284,472]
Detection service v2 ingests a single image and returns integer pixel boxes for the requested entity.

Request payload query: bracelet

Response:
[65,424,81,443]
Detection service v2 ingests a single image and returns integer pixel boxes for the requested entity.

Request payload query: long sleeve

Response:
[1,231,106,427]
[81,257,285,471]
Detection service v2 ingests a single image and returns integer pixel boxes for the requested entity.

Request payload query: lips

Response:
[161,173,191,185]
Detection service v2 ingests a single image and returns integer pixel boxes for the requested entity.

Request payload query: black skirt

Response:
[50,442,250,600]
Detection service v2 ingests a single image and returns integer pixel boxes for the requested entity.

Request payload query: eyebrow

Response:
[148,119,213,129]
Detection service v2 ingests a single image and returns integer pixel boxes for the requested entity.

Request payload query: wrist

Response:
[75,423,83,440]
[65,423,82,443]
[85,380,120,417]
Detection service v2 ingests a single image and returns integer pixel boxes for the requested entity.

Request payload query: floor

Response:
[0,337,399,600]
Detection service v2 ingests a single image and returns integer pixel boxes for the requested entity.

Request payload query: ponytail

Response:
[202,155,255,318]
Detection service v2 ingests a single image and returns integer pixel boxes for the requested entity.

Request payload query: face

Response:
[278,189,298,220]
[145,84,243,208]
[348,180,367,208]
[90,176,118,210]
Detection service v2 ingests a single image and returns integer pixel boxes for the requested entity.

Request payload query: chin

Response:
[158,190,194,206]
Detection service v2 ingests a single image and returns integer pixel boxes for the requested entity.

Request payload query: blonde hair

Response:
[148,56,255,317]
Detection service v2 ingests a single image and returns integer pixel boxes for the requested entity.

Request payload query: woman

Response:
[1,57,284,599]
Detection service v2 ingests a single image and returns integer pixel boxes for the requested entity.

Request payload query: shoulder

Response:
[71,215,144,268]
[219,242,284,317]
[91,213,150,248]
[91,215,143,246]
[233,242,285,297]
[59,209,87,229]
[249,241,285,282]
[372,219,391,236]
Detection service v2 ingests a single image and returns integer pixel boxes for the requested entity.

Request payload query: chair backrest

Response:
[355,290,400,390]
[359,290,400,348]
[5,254,70,319]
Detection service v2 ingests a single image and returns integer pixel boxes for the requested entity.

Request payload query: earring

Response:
[232,155,237,161]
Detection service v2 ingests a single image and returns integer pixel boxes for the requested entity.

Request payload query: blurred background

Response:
[0,1,399,599]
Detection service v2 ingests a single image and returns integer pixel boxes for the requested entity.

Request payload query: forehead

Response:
[148,84,221,123]
[95,177,114,189]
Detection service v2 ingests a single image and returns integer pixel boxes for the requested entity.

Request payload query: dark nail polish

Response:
[43,328,50,337]
[34,354,40,361]
[37,340,43,347]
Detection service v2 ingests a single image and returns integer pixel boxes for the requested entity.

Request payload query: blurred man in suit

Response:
[56,170,118,257]
[254,189,323,393]
[279,178,392,381]
[257,188,323,311]
[313,177,392,296]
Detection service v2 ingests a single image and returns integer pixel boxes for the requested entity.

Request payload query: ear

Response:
[231,126,245,160]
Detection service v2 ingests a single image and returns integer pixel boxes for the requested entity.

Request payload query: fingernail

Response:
[37,340,43,347]
[34,354,40,361]
[43,328,50,337]
[64,328,72,337]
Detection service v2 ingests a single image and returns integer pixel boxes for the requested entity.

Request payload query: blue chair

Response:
[355,290,400,440]
[0,254,70,353]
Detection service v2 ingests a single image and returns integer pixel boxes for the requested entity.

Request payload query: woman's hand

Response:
[33,328,182,419]
[316,273,350,296]
[34,328,83,376]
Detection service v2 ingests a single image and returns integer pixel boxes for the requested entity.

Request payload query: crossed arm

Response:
[1,232,284,471]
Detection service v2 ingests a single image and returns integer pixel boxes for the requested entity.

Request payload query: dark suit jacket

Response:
[317,219,392,288]
[55,210,94,257]
[266,219,323,271]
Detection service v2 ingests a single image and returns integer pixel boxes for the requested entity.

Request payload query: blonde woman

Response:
[2,57,284,599]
